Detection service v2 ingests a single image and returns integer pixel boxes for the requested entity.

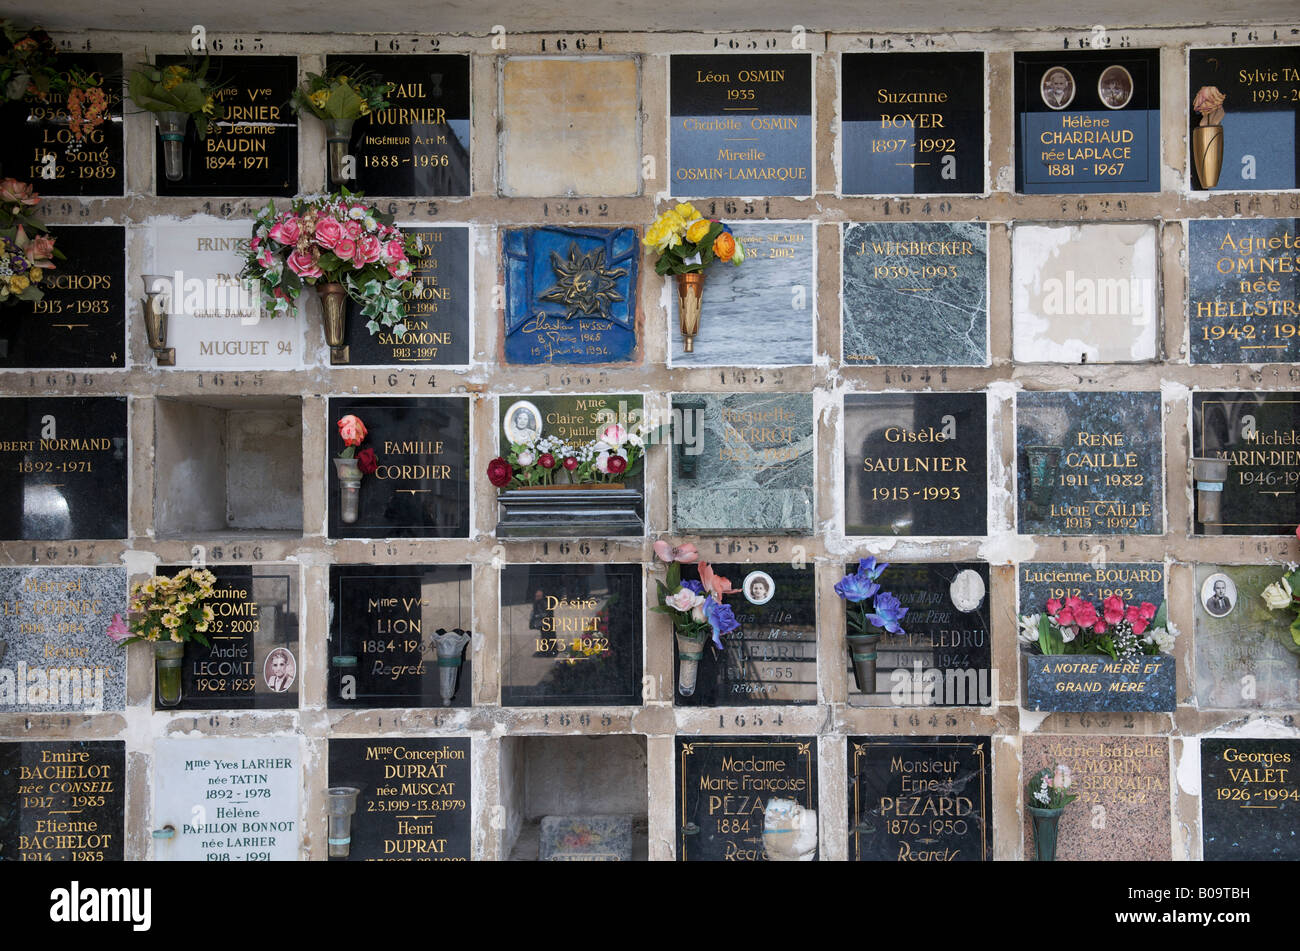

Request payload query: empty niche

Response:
[153,395,303,537]
[500,735,649,861]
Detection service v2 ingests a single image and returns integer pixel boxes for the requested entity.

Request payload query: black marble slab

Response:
[0,740,124,861]
[1201,738,1300,860]
[1193,391,1300,534]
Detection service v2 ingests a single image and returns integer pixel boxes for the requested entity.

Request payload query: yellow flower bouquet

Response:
[644,202,746,353]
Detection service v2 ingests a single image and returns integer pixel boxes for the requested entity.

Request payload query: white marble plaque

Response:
[153,736,300,861]
[149,218,303,369]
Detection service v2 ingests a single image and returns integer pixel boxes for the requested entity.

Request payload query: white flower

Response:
[1018,614,1041,644]
[627,432,644,448]
[1053,764,1073,789]
[1150,626,1176,654]
[690,604,706,623]
[516,450,536,467]
[1287,562,1298,573]
[1060,626,1076,643]
[594,451,611,474]
[1033,779,1049,805]
[363,215,378,231]
[1262,578,1292,611]
[665,589,705,612]
[600,423,627,447]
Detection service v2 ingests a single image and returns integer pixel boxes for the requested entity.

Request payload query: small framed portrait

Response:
[949,568,986,613]
[743,570,775,606]
[1098,65,1134,110]
[263,647,297,693]
[1200,573,1237,618]
[1040,66,1076,110]
[503,400,542,446]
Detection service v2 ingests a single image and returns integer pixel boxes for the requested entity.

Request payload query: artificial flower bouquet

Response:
[127,56,225,138]
[107,567,219,647]
[0,18,59,101]
[652,550,740,696]
[835,557,908,693]
[1019,595,1176,658]
[1261,562,1300,653]
[291,65,390,124]
[240,187,424,332]
[1026,764,1077,811]
[643,201,745,275]
[0,177,60,306]
[1193,85,1226,128]
[334,413,378,524]
[487,420,650,490]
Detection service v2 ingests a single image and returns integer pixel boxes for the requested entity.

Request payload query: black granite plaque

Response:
[327,737,471,861]
[155,565,298,711]
[326,54,470,195]
[0,396,127,540]
[1017,390,1163,535]
[676,735,817,861]
[500,563,642,706]
[1024,653,1176,712]
[669,54,813,197]
[0,740,124,861]
[1014,49,1160,194]
[1189,47,1300,192]
[0,53,124,196]
[327,396,469,538]
[1202,738,1300,860]
[674,562,816,706]
[328,564,472,709]
[841,52,984,195]
[1188,218,1300,365]
[848,736,991,861]
[849,562,992,707]
[843,392,987,536]
[344,226,469,366]
[155,55,297,197]
[1193,391,1300,534]
[1019,561,1166,613]
[0,226,125,369]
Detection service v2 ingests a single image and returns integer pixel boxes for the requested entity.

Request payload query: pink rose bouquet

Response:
[0,177,62,306]
[1020,595,1174,658]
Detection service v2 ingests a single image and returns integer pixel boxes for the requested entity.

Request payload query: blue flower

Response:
[835,570,880,603]
[857,557,889,581]
[681,580,704,595]
[865,591,908,635]
[703,597,739,649]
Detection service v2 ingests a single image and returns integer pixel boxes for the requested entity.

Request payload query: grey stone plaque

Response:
[1194,564,1300,710]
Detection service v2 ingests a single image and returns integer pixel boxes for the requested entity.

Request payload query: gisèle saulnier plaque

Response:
[1193,391,1300,534]
[329,564,473,709]
[0,740,124,861]
[840,51,984,195]
[0,396,127,541]
[325,54,470,195]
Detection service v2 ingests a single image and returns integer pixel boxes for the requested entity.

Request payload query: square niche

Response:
[500,735,649,861]
[154,396,303,537]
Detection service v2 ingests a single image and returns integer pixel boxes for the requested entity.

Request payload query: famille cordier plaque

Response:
[326,54,470,195]
[848,736,991,861]
[329,564,472,709]
[155,55,297,197]
[671,392,814,535]
[1194,564,1300,710]
[674,562,816,707]
[499,563,642,707]
[841,52,984,195]
[842,221,988,366]
[1016,390,1162,535]
[1188,218,1300,365]
[1193,391,1300,534]
[850,562,992,707]
[0,396,127,540]
[156,565,299,711]
[0,566,126,714]
[1014,49,1160,194]
[0,52,124,196]
[0,740,124,861]
[328,737,471,861]
[843,392,987,536]
[1201,738,1300,860]
[0,225,125,369]
[670,220,814,366]
[676,736,817,861]
[327,396,470,539]
[345,225,470,365]
[153,736,300,862]
[669,54,812,197]
[1189,47,1300,192]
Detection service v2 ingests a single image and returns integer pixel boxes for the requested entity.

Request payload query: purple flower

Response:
[866,591,908,635]
[835,570,879,603]
[857,556,889,581]
[703,597,739,649]
[681,580,704,595]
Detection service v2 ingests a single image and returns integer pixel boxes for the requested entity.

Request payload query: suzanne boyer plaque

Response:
[327,737,470,860]
[329,564,472,709]
[1201,737,1300,861]
[0,225,125,369]
[1193,391,1300,534]
[0,740,124,861]
[0,396,127,541]
[0,52,124,196]
[154,55,297,197]
[840,51,985,195]
[325,54,470,196]
[344,225,470,366]
[669,54,812,197]
[1189,218,1300,364]
[152,736,300,861]
[1014,49,1160,194]
[848,736,991,861]
[1189,47,1300,192]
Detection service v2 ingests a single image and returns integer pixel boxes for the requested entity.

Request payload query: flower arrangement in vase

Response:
[835,557,908,694]
[240,188,425,364]
[0,19,60,101]
[105,567,218,707]
[1026,764,1077,861]
[0,178,60,306]
[334,413,378,524]
[1191,85,1226,189]
[290,65,391,184]
[643,201,745,353]
[1019,595,1175,657]
[1260,561,1300,665]
[652,550,740,697]
[127,56,225,182]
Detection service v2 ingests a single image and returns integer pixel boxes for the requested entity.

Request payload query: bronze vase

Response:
[1192,125,1224,189]
[318,282,350,365]
[675,272,705,353]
